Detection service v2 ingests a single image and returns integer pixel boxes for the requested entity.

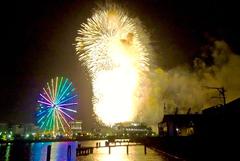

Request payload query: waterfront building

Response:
[113,122,153,137]
[158,97,240,137]
[12,124,24,135]
[0,123,8,132]
[23,123,38,134]
[70,121,82,136]
[158,114,201,136]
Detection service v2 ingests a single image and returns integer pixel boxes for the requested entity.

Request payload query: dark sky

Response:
[1,0,239,129]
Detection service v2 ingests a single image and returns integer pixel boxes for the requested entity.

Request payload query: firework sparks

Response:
[76,4,149,125]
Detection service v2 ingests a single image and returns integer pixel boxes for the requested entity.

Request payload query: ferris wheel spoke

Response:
[57,109,71,127]
[54,77,58,103]
[48,114,53,131]
[51,109,56,131]
[57,82,72,104]
[51,111,55,131]
[54,110,59,131]
[51,110,56,132]
[37,112,48,123]
[58,106,77,113]
[56,77,63,103]
[43,88,54,103]
[58,108,74,121]
[47,82,54,102]
[45,109,54,130]
[58,79,68,101]
[51,78,56,102]
[37,100,52,106]
[61,79,68,93]
[56,110,65,132]
[36,108,50,117]
[58,94,77,105]
[40,108,53,129]
[39,93,52,104]
[58,102,78,107]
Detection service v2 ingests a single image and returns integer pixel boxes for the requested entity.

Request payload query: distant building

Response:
[12,124,24,135]
[70,121,82,134]
[23,123,38,134]
[113,122,153,137]
[0,123,8,132]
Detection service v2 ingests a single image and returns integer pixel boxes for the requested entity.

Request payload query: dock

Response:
[76,139,147,156]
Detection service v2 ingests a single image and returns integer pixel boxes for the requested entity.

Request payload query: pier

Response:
[76,147,94,156]
[76,140,147,156]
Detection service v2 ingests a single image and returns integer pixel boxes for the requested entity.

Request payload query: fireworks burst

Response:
[76,4,149,125]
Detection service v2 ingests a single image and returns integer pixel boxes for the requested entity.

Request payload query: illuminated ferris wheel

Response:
[36,77,78,133]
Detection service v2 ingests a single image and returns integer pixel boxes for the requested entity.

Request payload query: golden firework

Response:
[76,4,149,125]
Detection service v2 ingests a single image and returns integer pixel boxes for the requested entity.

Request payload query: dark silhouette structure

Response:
[155,97,240,161]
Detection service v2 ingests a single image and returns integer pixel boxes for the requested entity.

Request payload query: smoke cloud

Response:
[136,39,240,127]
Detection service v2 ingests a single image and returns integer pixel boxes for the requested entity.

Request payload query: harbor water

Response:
[0,140,182,161]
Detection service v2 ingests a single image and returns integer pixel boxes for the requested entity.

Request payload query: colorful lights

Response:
[36,77,78,133]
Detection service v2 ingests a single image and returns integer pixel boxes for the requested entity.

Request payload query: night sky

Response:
[2,0,239,129]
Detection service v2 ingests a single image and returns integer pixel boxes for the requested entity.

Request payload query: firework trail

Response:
[76,4,150,125]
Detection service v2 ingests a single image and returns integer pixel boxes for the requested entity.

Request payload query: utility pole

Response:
[203,86,226,106]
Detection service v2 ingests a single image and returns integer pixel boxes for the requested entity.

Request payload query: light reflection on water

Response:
[30,141,77,161]
[1,140,177,161]
[78,145,169,161]
[5,143,11,161]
